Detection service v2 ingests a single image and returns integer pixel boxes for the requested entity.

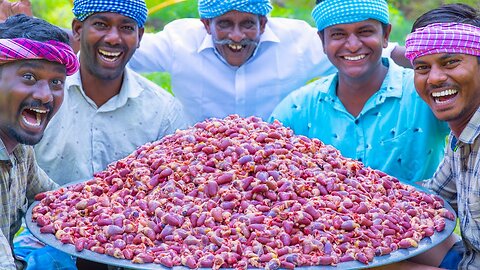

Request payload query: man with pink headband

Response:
[0,14,79,270]
[405,3,480,269]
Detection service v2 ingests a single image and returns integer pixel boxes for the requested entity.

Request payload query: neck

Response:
[79,68,124,107]
[336,63,388,117]
[449,108,479,138]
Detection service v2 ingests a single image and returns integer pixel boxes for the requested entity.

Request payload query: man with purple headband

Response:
[404,3,480,269]
[0,14,79,270]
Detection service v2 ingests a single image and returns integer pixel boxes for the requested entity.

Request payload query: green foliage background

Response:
[31,0,480,92]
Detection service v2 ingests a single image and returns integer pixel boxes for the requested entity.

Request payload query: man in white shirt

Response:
[34,0,191,185]
[128,0,409,122]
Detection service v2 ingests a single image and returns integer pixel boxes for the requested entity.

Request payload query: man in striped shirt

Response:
[406,3,480,269]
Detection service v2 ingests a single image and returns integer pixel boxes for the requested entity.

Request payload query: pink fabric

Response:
[0,38,79,75]
[405,22,480,62]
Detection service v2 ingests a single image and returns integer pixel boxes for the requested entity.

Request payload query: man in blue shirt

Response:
[270,0,448,184]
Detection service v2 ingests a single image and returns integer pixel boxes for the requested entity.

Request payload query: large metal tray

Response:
[26,181,456,270]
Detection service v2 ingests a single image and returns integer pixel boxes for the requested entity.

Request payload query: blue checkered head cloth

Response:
[72,0,148,28]
[198,0,273,19]
[312,0,389,31]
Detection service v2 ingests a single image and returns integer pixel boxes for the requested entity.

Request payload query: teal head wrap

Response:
[72,0,148,28]
[312,0,389,31]
[198,0,272,19]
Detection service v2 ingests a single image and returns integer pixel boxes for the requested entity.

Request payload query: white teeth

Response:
[228,44,242,50]
[22,114,41,127]
[98,49,121,57]
[344,54,366,61]
[30,108,47,114]
[431,89,458,97]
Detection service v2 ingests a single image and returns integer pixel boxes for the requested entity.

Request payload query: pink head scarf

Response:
[405,22,480,63]
[0,38,79,75]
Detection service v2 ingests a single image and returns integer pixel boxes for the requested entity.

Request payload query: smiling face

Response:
[413,53,480,134]
[73,12,144,81]
[202,10,267,67]
[320,19,390,80]
[0,60,66,151]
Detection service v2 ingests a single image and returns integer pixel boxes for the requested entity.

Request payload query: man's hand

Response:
[0,0,32,22]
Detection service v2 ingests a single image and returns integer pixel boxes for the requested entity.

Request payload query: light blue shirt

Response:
[34,67,191,185]
[270,58,449,183]
[129,18,397,122]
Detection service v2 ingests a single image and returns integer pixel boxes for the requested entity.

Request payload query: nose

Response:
[345,34,362,52]
[427,65,448,86]
[228,25,246,43]
[32,81,53,104]
[104,27,121,45]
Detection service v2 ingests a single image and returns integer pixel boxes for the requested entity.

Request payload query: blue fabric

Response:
[72,0,148,28]
[14,226,77,270]
[312,0,389,31]
[270,58,449,183]
[439,240,465,270]
[24,246,77,270]
[198,0,272,19]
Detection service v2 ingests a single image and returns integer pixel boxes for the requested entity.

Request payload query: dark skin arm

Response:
[391,45,412,68]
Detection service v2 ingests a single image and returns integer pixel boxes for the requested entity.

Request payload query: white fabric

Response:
[34,67,191,185]
[129,17,397,122]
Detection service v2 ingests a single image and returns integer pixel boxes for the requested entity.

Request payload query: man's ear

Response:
[71,19,82,42]
[201,18,212,34]
[383,24,392,48]
[317,31,326,54]
[137,27,144,48]
[259,15,268,34]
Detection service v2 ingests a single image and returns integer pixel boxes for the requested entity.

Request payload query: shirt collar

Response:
[0,139,9,161]
[67,67,144,111]
[458,106,480,145]
[380,57,404,99]
[0,139,25,163]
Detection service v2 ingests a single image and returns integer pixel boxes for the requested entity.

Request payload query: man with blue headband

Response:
[126,0,409,122]
[271,0,461,268]
[12,0,190,269]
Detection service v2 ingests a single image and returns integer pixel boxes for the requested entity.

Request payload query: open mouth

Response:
[98,49,122,62]
[431,89,458,104]
[21,107,48,128]
[343,54,366,61]
[227,44,244,52]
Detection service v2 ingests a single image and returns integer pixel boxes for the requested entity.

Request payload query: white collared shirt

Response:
[34,67,191,185]
[129,17,397,122]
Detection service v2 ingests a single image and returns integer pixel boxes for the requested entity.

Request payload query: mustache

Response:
[426,82,458,92]
[20,100,54,115]
[213,38,258,47]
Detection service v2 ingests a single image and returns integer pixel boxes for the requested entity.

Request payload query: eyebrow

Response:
[412,53,459,65]
[19,60,66,74]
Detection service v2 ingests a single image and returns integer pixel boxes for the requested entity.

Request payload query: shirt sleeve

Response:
[129,31,172,73]
[25,147,59,205]
[0,229,17,270]
[382,42,399,57]
[422,154,458,212]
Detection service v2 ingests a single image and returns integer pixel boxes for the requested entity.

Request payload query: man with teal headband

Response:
[271,0,461,267]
